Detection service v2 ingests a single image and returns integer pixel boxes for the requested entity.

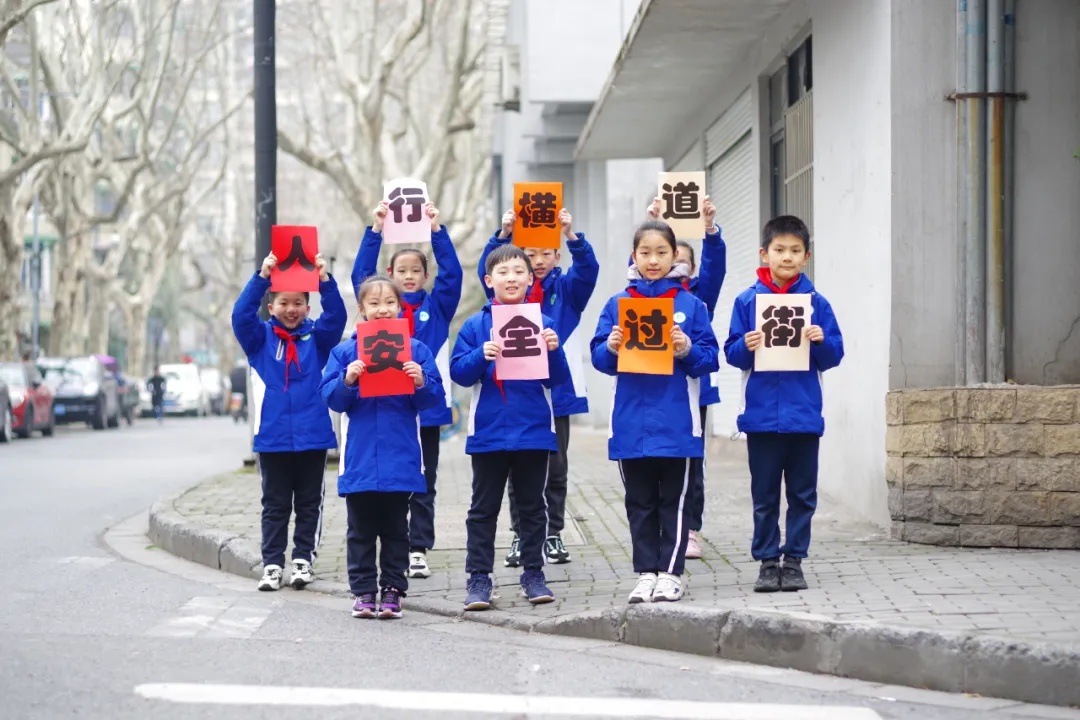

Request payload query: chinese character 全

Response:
[499,316,542,358]
[661,181,701,220]
[276,235,315,272]
[761,305,806,348]
[388,186,425,223]
[518,191,557,228]
[624,309,669,351]
[363,330,407,372]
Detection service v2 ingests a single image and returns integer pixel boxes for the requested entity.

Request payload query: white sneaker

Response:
[653,572,683,602]
[290,559,314,589]
[258,564,282,591]
[628,572,658,604]
[408,551,431,579]
[685,530,703,559]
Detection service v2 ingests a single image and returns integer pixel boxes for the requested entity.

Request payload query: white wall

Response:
[810,0,892,525]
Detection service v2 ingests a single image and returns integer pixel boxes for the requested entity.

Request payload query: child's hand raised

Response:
[703,196,716,231]
[402,360,425,388]
[671,325,691,357]
[483,340,500,361]
[744,330,765,352]
[646,197,661,220]
[260,253,277,279]
[372,201,389,232]
[606,326,624,354]
[344,360,365,387]
[498,209,515,239]
[541,328,560,351]
[804,325,824,344]
[315,253,329,281]
[559,208,574,239]
[425,202,440,231]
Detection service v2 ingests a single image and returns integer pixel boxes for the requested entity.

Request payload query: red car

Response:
[0,362,55,438]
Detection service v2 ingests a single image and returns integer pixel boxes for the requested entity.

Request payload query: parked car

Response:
[160,363,210,417]
[40,356,122,430]
[135,377,155,418]
[115,372,140,425]
[0,376,12,443]
[199,367,227,415]
[0,362,54,438]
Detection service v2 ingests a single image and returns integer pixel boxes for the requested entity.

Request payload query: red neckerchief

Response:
[681,279,691,291]
[271,326,301,390]
[400,300,421,337]
[757,267,800,294]
[526,281,544,305]
[627,287,681,299]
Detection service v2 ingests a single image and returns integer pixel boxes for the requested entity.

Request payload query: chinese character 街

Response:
[518,191,558,228]
[499,316,542,358]
[276,235,315,272]
[624,309,669,351]
[660,181,701,220]
[363,330,408,372]
[761,305,806,348]
[388,186,425,223]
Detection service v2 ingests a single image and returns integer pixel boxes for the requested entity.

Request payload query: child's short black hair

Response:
[762,215,811,252]
[633,220,676,252]
[356,275,402,307]
[269,291,310,303]
[389,248,429,275]
[675,240,696,270]
[485,244,534,276]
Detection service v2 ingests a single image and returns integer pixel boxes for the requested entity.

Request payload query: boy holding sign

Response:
[320,277,445,619]
[723,215,844,593]
[590,220,720,604]
[479,199,599,568]
[451,245,571,610]
[231,249,346,592]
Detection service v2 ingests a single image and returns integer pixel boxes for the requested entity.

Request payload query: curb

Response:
[147,496,1080,708]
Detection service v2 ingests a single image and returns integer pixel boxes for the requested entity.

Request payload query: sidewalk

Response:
[151,427,1080,707]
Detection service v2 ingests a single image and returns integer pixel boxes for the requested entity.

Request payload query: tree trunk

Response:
[84,275,110,355]
[49,232,90,357]
[127,300,149,376]
[0,194,23,360]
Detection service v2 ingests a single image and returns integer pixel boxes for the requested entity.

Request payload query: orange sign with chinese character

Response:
[512,182,562,249]
[617,297,674,375]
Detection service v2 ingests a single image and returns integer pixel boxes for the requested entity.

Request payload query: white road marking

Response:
[134,684,884,718]
[55,556,116,569]
[146,597,277,639]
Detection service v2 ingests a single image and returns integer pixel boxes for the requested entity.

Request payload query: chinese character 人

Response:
[363,330,407,372]
[499,316,542,358]
[624,309,669,351]
[276,235,315,272]
[518,191,557,228]
[761,305,806,348]
[388,186,425,223]
[661,181,701,220]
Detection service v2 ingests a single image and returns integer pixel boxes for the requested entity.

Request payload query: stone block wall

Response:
[886,386,1080,549]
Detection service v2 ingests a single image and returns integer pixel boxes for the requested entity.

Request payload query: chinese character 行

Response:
[363,330,407,372]
[624,309,669,351]
[518,191,557,228]
[661,181,701,220]
[388,186,425,223]
[761,305,806,348]
[499,316,542,358]
[276,235,315,272]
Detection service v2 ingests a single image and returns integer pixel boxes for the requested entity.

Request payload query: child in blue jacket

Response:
[591,220,720,605]
[724,215,844,593]
[478,207,599,568]
[231,251,347,592]
[451,245,572,611]
[320,277,445,619]
[352,199,462,581]
[648,196,727,560]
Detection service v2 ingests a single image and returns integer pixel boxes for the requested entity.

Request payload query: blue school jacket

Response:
[590,276,720,460]
[691,229,727,406]
[319,335,445,495]
[450,303,571,454]
[351,225,462,428]
[723,272,844,436]
[477,230,598,417]
[231,273,347,453]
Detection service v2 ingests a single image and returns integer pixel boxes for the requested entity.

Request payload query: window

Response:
[769,35,813,275]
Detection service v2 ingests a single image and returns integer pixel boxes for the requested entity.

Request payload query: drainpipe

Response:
[1002,0,1016,381]
[986,0,1006,383]
[955,0,969,385]
[964,0,987,385]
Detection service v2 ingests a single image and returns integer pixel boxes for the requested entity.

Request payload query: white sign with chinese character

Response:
[754,294,813,372]
[657,171,706,240]
[382,177,430,245]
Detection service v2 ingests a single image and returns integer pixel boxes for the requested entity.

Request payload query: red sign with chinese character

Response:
[270,225,319,292]
[356,318,415,398]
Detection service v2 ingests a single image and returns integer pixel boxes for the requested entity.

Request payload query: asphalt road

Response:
[0,416,1072,719]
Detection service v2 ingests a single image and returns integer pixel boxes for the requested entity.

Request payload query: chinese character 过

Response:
[276,235,315,272]
[499,316,542,358]
[518,191,557,228]
[388,186,425,223]
[363,330,407,372]
[761,305,806,348]
[660,181,701,220]
[624,309,669,351]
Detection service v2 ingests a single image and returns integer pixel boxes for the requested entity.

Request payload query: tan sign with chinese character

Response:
[512,182,562,249]
[657,171,706,240]
[754,294,813,372]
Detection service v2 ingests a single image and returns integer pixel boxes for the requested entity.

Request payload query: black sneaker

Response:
[754,559,781,593]
[780,556,808,591]
[504,536,521,568]
[544,535,571,564]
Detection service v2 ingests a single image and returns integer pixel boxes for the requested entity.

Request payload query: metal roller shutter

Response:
[671,138,703,172]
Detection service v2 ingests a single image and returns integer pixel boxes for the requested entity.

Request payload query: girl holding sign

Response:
[589,220,720,605]
[352,198,462,581]
[319,277,446,619]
